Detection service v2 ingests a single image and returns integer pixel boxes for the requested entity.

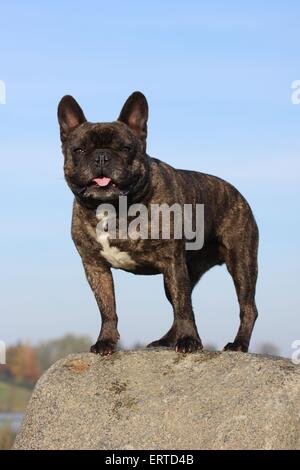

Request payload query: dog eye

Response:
[73,148,85,155]
[122,146,131,153]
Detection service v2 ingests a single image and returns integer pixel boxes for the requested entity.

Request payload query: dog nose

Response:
[95,150,109,166]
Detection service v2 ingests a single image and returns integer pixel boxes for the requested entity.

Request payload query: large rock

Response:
[14,350,300,450]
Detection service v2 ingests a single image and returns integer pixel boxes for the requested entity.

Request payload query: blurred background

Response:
[0,1,299,448]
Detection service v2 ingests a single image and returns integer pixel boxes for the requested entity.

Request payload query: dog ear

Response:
[118,91,148,144]
[57,95,86,142]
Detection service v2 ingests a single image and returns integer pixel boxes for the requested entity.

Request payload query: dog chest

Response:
[94,214,136,270]
[96,232,136,269]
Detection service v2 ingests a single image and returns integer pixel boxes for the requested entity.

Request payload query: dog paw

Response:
[175,336,203,353]
[90,339,116,355]
[223,341,248,352]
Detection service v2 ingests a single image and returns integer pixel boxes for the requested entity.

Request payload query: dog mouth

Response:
[91,177,114,188]
[69,176,130,202]
[83,176,129,196]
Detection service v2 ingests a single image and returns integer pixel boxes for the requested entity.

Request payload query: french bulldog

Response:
[57,91,259,355]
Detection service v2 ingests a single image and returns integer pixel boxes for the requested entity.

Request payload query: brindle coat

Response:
[58,92,259,355]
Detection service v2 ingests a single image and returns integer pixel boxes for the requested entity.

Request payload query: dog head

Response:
[58,92,150,208]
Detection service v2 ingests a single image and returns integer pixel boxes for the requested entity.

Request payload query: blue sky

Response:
[0,1,299,357]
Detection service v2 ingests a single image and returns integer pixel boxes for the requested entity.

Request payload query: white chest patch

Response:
[95,216,136,270]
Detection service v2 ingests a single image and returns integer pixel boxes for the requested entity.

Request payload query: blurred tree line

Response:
[0,334,92,388]
[205,342,280,356]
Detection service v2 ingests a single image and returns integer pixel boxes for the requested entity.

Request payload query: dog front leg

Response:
[83,262,119,355]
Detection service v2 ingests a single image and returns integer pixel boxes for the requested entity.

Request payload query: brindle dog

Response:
[58,92,259,355]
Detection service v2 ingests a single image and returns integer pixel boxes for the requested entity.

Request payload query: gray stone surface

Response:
[14,350,300,450]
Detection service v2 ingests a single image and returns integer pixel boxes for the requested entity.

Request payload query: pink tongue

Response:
[93,177,112,187]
